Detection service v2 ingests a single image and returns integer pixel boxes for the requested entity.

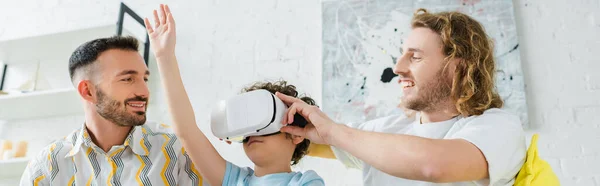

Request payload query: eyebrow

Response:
[117,70,150,76]
[407,48,423,53]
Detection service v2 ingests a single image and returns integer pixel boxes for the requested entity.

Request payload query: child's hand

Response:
[144,4,176,60]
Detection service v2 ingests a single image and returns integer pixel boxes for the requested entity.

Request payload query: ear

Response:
[77,80,96,103]
[291,135,305,145]
[444,57,461,77]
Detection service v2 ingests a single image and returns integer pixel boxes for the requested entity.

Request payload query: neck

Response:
[420,99,459,123]
[253,160,292,177]
[84,111,132,152]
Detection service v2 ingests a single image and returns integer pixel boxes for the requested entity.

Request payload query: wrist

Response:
[325,122,347,147]
[155,53,177,62]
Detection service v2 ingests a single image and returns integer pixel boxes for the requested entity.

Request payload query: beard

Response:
[95,87,147,127]
[401,67,453,112]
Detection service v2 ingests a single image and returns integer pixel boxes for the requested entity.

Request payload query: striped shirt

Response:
[19,121,207,186]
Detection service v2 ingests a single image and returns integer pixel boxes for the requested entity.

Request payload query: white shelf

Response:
[0,24,144,63]
[0,178,20,186]
[0,89,83,121]
[0,157,29,179]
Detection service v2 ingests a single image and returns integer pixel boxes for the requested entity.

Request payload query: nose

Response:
[393,53,410,77]
[134,80,150,99]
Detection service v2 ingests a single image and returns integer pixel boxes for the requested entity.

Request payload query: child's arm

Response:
[144,4,226,186]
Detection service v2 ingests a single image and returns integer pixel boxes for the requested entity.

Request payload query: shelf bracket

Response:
[116,2,150,67]
[0,64,6,91]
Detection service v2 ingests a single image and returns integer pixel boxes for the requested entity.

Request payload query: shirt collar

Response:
[65,123,150,158]
[128,125,151,156]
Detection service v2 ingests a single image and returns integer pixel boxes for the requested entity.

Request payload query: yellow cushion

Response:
[514,134,560,186]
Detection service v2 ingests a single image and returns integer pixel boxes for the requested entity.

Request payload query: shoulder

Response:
[350,113,416,132]
[299,170,323,179]
[368,113,414,124]
[222,161,253,185]
[38,128,80,158]
[453,110,527,185]
[140,121,178,135]
[27,129,80,171]
[450,108,525,140]
[138,121,180,144]
[469,108,520,121]
[450,108,527,161]
[458,108,523,131]
[293,170,325,185]
[136,121,185,155]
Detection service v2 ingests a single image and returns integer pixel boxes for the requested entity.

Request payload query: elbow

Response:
[420,163,445,183]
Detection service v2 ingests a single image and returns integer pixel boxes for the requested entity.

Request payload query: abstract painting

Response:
[322,0,528,126]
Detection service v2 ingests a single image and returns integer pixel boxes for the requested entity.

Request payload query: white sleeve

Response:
[19,148,51,186]
[330,145,364,169]
[448,110,527,186]
[330,121,365,169]
[331,115,409,169]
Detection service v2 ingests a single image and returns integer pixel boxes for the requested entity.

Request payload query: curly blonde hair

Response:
[411,8,503,117]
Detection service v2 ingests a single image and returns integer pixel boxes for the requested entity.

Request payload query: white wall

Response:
[514,0,600,185]
[0,0,598,185]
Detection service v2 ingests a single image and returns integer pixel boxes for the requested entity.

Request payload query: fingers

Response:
[287,103,299,124]
[275,92,303,105]
[287,104,294,124]
[283,99,323,126]
[165,5,175,27]
[293,104,326,127]
[280,126,305,136]
[167,13,175,27]
[160,4,167,25]
[144,18,154,33]
[281,109,288,124]
[166,13,174,31]
[149,4,175,32]
[164,4,172,15]
[153,10,160,28]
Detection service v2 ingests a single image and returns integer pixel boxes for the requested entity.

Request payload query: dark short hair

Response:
[241,80,316,165]
[69,35,139,82]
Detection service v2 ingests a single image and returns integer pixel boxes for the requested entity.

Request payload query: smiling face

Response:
[394,27,453,112]
[92,49,150,126]
[70,36,150,127]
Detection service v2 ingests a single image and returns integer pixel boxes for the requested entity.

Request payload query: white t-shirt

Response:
[331,108,527,186]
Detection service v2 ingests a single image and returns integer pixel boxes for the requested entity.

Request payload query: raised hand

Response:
[144,4,176,59]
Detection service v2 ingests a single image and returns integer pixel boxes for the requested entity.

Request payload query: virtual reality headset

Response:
[210,89,308,143]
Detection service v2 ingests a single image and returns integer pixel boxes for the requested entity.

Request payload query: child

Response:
[144,4,325,186]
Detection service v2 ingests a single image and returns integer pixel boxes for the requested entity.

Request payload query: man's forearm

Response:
[328,124,487,182]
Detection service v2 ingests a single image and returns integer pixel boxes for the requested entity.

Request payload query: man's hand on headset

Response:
[275,92,340,145]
